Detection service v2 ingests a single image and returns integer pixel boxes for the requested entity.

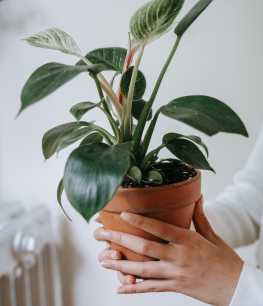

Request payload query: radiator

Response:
[0,203,56,306]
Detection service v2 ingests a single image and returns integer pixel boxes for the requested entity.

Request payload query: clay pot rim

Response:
[118,169,201,193]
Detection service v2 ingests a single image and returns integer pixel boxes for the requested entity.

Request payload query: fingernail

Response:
[101,260,113,268]
[111,252,121,260]
[100,231,113,240]
[117,287,127,294]
[126,278,134,284]
[121,212,134,223]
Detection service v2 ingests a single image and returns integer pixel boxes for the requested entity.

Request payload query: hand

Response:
[94,217,137,285]
[94,196,244,306]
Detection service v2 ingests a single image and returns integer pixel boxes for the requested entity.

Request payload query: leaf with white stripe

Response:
[22,28,81,56]
[130,0,185,46]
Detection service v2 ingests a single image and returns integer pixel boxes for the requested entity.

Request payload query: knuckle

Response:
[140,242,152,255]
[147,285,157,293]
[131,286,137,294]
[136,216,145,228]
[158,224,169,238]
[139,267,149,277]
[114,233,123,245]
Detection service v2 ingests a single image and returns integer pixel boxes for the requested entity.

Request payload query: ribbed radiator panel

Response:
[0,205,57,306]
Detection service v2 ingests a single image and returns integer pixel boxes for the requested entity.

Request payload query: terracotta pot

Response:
[99,170,201,262]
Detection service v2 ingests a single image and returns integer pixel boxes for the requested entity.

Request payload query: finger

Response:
[93,227,106,241]
[98,248,122,262]
[95,216,102,223]
[118,272,136,285]
[101,260,168,279]
[193,195,217,243]
[117,279,172,294]
[100,230,171,260]
[120,213,188,244]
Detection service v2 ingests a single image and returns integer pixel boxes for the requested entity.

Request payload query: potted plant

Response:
[19,0,248,261]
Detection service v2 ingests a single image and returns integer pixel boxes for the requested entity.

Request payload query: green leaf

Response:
[76,48,127,72]
[132,99,152,121]
[20,63,106,114]
[165,138,214,172]
[42,121,91,159]
[127,166,142,184]
[130,0,185,45]
[120,66,146,101]
[22,28,81,55]
[64,143,130,222]
[70,101,100,121]
[160,96,248,137]
[57,178,72,222]
[106,72,120,113]
[115,141,134,151]
[163,133,209,157]
[56,126,95,154]
[142,171,163,184]
[79,132,103,147]
[175,0,213,37]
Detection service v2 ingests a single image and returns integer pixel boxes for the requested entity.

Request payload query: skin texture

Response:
[94,196,244,306]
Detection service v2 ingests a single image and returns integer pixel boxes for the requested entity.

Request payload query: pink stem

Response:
[118,44,140,106]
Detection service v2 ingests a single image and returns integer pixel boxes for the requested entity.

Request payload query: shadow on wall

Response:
[0,0,44,39]
[57,218,84,306]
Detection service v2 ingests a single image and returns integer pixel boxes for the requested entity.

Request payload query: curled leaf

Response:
[70,102,100,121]
[42,121,91,159]
[57,178,72,222]
[175,0,213,37]
[127,166,142,184]
[142,171,163,185]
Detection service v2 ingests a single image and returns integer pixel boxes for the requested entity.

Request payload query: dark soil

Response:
[121,163,197,188]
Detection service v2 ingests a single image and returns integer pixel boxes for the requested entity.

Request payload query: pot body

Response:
[99,170,201,261]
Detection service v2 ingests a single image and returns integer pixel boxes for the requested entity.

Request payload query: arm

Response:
[204,124,263,248]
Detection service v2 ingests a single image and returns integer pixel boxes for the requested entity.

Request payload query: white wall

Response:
[0,0,263,305]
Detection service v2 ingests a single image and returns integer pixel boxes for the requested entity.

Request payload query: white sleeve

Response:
[230,263,263,306]
[204,124,263,248]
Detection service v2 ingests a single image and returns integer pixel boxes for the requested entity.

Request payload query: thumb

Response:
[193,195,217,243]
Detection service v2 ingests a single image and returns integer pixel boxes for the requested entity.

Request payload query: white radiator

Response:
[0,203,56,306]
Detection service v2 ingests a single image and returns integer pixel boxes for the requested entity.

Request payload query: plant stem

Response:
[92,124,116,145]
[93,74,119,138]
[99,80,122,119]
[133,36,182,157]
[139,109,161,163]
[140,144,165,171]
[98,106,120,143]
[78,55,117,100]
[124,46,145,141]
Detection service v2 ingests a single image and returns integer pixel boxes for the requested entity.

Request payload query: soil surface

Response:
[121,163,197,188]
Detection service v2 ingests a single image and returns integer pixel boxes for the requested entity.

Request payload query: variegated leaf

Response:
[76,48,127,71]
[130,0,185,45]
[22,28,81,56]
[120,66,146,101]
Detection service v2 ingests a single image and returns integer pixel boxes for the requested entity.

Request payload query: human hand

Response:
[94,196,243,306]
[94,216,137,285]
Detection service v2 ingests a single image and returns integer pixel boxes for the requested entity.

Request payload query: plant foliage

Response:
[19,0,248,221]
